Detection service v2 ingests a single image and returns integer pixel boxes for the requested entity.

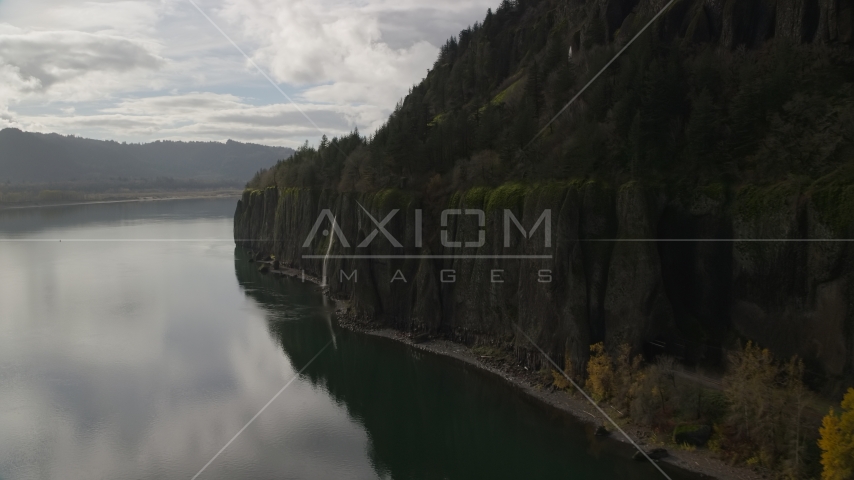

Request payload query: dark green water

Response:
[0,199,696,479]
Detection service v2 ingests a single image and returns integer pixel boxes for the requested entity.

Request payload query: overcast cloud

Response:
[0,0,495,147]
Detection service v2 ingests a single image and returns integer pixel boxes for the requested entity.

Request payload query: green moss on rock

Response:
[484,183,528,212]
[733,182,799,220]
[362,189,412,211]
[808,183,854,236]
[449,191,462,209]
[463,186,491,208]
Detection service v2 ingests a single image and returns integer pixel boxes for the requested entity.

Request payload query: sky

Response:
[0,0,496,147]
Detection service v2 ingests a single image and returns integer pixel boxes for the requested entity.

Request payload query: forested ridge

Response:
[0,127,293,185]
[248,0,854,195]
[238,2,854,477]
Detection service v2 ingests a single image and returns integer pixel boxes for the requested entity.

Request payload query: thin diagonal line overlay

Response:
[5,238,854,242]
[513,324,673,479]
[185,0,333,145]
[301,254,554,259]
[190,340,333,480]
[525,0,677,149]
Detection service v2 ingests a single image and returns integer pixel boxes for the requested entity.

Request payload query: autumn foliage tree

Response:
[611,343,644,414]
[721,342,811,473]
[580,340,825,476]
[818,387,854,480]
[585,342,613,402]
[583,343,645,408]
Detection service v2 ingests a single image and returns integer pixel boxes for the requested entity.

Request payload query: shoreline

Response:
[262,262,764,480]
[341,325,761,480]
[0,190,241,210]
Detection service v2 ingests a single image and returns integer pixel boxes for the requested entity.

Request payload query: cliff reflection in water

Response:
[233,249,695,480]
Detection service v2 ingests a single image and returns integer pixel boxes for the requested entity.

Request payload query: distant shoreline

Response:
[0,190,242,210]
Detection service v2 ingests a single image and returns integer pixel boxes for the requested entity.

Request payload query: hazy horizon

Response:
[0,127,294,186]
[0,0,498,148]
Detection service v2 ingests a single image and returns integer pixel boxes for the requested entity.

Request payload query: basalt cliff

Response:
[234,0,854,395]
[235,181,854,394]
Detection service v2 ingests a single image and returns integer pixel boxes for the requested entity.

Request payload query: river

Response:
[0,198,695,479]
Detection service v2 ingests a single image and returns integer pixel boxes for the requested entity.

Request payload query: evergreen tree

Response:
[685,88,720,165]
[525,61,544,120]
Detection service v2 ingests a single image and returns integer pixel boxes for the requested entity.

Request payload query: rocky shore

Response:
[255,255,764,480]
[335,314,764,480]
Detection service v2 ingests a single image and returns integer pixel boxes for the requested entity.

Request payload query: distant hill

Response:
[0,128,294,185]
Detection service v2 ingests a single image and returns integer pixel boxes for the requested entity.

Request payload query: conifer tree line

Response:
[248,0,854,195]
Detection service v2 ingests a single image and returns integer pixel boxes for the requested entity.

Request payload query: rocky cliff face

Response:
[234,181,854,394]
[657,0,854,46]
[603,0,854,47]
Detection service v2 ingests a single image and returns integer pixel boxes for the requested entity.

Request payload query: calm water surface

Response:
[0,199,695,479]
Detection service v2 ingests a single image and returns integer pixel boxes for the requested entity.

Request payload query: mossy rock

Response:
[371,188,412,210]
[463,186,491,208]
[484,183,528,212]
[281,187,301,199]
[672,424,711,447]
[733,182,799,220]
[487,78,522,107]
[427,112,446,127]
[698,182,726,201]
[808,183,854,236]
[534,181,570,204]
[449,190,462,209]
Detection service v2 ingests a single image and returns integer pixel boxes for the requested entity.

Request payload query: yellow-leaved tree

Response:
[818,387,854,480]
[585,343,613,402]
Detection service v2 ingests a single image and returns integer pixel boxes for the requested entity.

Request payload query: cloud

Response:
[47,1,163,36]
[14,92,384,146]
[217,0,492,107]
[103,92,247,115]
[0,0,497,145]
[372,1,495,49]
[0,240,378,480]
[0,104,19,129]
[0,26,163,97]
[297,40,437,107]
